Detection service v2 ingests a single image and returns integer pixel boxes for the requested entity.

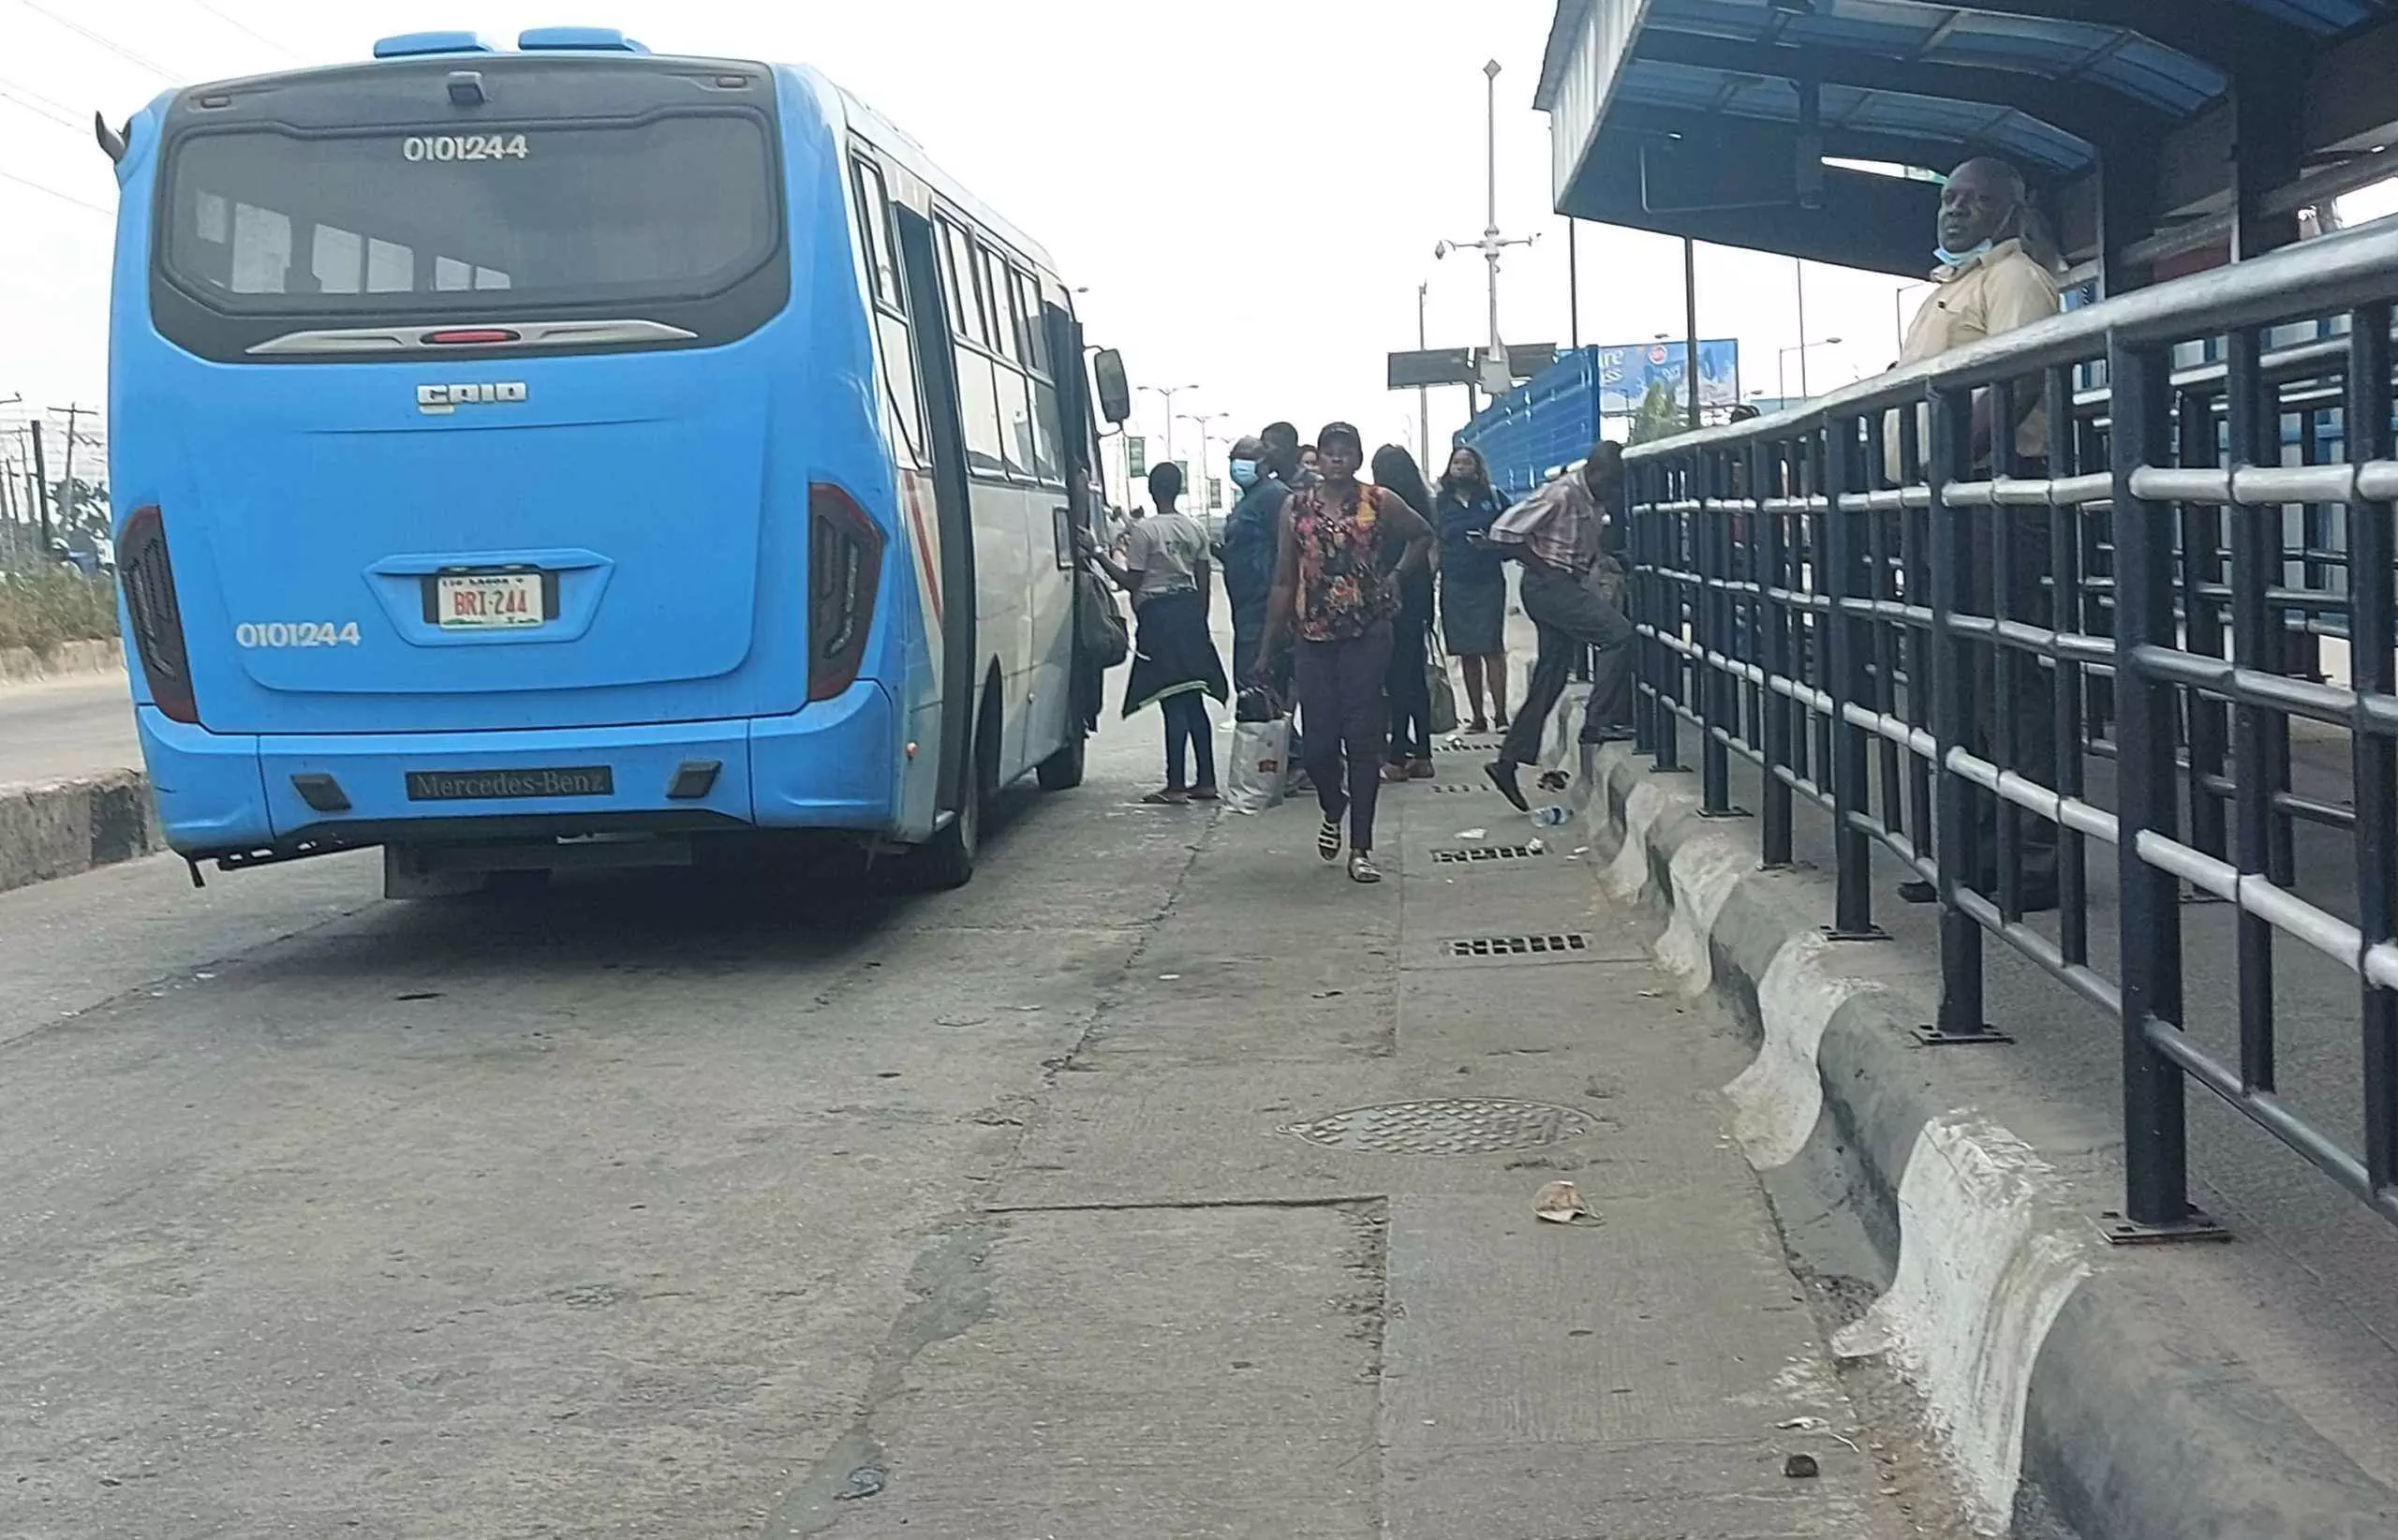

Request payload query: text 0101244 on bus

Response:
[96,25,1135,896]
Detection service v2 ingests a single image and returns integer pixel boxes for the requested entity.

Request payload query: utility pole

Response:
[1684,237,1702,431]
[1566,218,1580,349]
[29,419,51,547]
[1416,282,1431,470]
[53,405,81,541]
[1437,59,1537,411]
[1795,260,1813,400]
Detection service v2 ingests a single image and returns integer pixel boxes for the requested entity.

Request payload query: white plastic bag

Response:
[1224,716,1291,814]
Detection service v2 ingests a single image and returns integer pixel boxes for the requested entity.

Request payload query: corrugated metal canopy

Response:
[1645,0,2228,115]
[1617,55,2093,170]
[1538,0,2398,282]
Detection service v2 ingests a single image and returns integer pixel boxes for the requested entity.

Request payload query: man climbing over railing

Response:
[1889,155,2066,911]
[1477,441,1636,812]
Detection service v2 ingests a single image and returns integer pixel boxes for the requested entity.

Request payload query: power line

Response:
[182,0,303,63]
[13,0,181,81]
[0,165,111,217]
[0,91,81,136]
[0,75,81,130]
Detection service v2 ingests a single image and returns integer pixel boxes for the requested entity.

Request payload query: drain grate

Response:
[1444,933,1591,959]
[1430,845,1542,863]
[1434,741,1500,755]
[1428,783,1486,794]
[1282,1098,1603,1155]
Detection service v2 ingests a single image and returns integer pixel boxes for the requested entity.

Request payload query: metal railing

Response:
[1620,219,2398,1236]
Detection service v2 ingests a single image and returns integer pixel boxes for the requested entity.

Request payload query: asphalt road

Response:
[0,689,1965,1539]
[0,674,140,789]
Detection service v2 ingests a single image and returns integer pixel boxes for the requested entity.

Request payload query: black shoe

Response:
[1577,723,1636,747]
[1485,760,1529,812]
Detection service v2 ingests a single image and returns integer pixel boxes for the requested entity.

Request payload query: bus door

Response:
[892,207,979,828]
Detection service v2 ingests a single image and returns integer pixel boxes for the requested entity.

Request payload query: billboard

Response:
[1595,339,1741,416]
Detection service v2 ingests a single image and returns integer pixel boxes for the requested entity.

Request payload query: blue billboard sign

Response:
[1596,339,1741,415]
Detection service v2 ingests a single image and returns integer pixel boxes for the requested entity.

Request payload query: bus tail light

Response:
[118,505,200,725]
[807,481,884,703]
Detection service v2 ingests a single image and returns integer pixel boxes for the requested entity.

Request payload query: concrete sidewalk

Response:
[892,749,1970,1539]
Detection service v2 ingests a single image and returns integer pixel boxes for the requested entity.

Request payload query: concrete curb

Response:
[0,638,126,688]
[0,770,165,896]
[1571,743,2398,1540]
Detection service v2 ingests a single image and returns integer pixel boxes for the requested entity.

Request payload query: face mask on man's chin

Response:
[1228,459,1260,489]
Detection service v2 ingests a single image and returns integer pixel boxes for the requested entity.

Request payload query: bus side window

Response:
[852,155,926,468]
[936,216,986,347]
[850,157,901,309]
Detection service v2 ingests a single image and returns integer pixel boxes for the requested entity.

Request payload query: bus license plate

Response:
[435,571,545,629]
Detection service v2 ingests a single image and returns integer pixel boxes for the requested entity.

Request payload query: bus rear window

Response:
[162,112,777,312]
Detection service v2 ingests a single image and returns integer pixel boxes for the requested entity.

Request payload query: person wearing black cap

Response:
[1255,422,1435,883]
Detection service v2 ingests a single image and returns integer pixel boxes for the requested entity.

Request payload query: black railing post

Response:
[2345,303,2398,1200]
[2047,365,2092,970]
[1651,464,1683,774]
[1924,384,1992,1042]
[1632,463,1658,757]
[1699,447,1744,818]
[2225,329,2281,1097]
[2109,332,2201,1235]
[1757,437,1794,868]
[1821,411,1882,938]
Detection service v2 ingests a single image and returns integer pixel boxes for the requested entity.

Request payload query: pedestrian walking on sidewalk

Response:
[1256,422,1435,883]
[1479,441,1636,813]
[1433,445,1509,733]
[1370,444,1439,782]
[1085,462,1228,805]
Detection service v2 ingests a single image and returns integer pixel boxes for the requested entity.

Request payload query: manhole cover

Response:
[1445,933,1591,959]
[1281,1098,1603,1155]
[1431,845,1542,863]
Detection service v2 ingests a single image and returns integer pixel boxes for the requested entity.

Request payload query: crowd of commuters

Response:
[1072,153,2058,910]
[1080,404,1642,887]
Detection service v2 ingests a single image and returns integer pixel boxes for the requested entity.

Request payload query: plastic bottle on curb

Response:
[1532,805,1572,828]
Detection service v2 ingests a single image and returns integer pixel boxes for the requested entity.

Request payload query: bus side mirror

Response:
[1091,349,1132,426]
[95,111,127,165]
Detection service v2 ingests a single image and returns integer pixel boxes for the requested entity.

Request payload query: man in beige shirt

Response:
[1892,156,2066,911]
[1889,156,2063,474]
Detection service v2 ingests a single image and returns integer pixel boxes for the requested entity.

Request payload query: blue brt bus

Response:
[101,26,1129,894]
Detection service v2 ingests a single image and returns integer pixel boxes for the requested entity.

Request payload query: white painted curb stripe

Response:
[1831,1115,2093,1533]
[1725,932,1875,1169]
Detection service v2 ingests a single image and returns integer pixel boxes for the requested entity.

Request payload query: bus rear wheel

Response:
[1036,729,1086,792]
[910,739,983,891]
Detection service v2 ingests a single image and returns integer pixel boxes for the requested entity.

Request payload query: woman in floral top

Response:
[1254,422,1435,882]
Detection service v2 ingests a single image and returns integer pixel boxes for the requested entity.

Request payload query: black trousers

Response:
[1501,565,1636,769]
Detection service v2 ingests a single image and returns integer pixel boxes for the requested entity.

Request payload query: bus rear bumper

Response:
[135,682,904,860]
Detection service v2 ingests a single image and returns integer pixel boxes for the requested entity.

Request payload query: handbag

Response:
[1426,631,1459,736]
[1075,566,1130,669]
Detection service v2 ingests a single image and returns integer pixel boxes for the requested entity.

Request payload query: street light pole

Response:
[1436,59,1537,407]
[1795,259,1812,399]
[1177,410,1221,511]
[1138,382,1200,468]
[1776,338,1843,401]
[1416,281,1431,469]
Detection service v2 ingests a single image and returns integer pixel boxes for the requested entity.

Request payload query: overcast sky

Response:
[3,0,2005,494]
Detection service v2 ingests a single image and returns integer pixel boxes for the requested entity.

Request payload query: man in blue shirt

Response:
[1223,426,1306,785]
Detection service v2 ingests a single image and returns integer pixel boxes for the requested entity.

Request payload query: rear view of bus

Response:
[106,30,1018,893]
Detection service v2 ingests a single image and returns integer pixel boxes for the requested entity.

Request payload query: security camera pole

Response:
[1437,59,1537,410]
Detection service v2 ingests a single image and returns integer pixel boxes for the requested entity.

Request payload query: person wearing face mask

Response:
[1887,155,2065,913]
[1222,434,1285,691]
